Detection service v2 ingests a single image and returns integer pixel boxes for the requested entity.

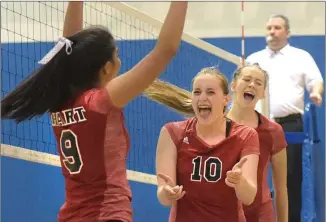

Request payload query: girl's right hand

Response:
[158,172,186,202]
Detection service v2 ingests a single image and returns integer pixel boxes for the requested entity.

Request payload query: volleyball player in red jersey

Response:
[152,67,260,222]
[1,1,188,221]
[143,64,288,222]
[226,64,288,222]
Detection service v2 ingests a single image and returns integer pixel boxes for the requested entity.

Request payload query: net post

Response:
[260,84,270,118]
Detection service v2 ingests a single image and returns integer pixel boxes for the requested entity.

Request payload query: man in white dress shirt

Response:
[246,14,324,222]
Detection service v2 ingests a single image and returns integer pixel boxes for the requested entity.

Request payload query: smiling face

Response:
[231,65,267,108]
[191,68,229,125]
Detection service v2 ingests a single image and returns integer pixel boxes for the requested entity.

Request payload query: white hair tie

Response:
[38,37,73,65]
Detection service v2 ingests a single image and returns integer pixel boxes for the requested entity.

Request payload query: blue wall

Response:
[1,35,325,222]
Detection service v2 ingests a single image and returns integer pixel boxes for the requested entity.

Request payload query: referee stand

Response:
[269,103,322,222]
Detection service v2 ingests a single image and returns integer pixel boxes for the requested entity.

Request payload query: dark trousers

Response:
[275,114,303,222]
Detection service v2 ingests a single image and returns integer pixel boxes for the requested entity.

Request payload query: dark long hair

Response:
[1,26,116,122]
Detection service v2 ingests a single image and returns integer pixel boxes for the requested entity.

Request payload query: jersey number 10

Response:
[191,156,222,182]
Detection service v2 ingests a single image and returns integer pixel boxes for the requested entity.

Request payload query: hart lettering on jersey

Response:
[51,107,87,127]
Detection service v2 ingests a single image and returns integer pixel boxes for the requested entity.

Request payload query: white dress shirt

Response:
[246,44,323,118]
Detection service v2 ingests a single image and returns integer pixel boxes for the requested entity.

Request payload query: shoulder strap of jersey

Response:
[226,118,232,137]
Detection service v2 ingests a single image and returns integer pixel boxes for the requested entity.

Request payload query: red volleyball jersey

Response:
[243,112,287,219]
[165,117,260,222]
[51,88,132,222]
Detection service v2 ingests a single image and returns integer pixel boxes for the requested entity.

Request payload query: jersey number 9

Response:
[60,130,83,174]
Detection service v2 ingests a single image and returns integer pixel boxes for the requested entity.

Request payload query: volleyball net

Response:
[1,2,243,184]
[0,2,322,222]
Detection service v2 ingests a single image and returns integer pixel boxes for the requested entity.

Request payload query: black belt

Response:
[274,113,302,124]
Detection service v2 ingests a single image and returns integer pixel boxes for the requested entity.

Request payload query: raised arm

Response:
[106,2,188,108]
[156,126,179,206]
[63,2,84,37]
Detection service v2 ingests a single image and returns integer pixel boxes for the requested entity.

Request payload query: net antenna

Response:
[241,1,245,66]
[241,1,270,118]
